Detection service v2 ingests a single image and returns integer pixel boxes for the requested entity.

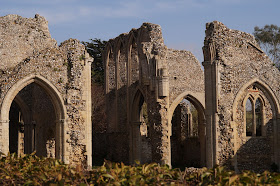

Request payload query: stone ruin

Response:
[104,21,280,172]
[0,14,92,166]
[1,14,280,172]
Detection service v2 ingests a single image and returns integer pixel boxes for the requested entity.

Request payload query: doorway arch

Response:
[0,74,67,161]
[170,94,206,168]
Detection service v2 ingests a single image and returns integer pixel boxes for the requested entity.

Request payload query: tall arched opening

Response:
[130,90,152,164]
[0,75,66,161]
[171,95,206,169]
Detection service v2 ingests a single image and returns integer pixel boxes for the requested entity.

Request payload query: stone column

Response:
[85,54,92,167]
[0,120,9,154]
[202,59,219,168]
[55,119,65,161]
[274,117,279,170]
[31,121,36,153]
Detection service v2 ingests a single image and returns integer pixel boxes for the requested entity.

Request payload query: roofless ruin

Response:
[1,14,280,172]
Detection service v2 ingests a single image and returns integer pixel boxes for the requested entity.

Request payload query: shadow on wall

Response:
[92,84,130,166]
[223,118,275,173]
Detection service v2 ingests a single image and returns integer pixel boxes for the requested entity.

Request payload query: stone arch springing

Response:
[0,74,67,162]
[169,93,206,168]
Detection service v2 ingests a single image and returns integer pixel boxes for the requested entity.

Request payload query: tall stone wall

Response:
[0,15,92,167]
[203,21,280,171]
[104,23,204,166]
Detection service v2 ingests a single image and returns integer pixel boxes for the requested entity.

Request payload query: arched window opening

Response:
[245,96,264,137]
[246,98,253,136]
[171,98,205,168]
[130,91,152,164]
[9,83,56,157]
[255,98,262,136]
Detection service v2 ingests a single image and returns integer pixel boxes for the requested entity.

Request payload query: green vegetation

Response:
[253,24,280,68]
[1,153,280,185]
[82,38,107,85]
[79,54,85,61]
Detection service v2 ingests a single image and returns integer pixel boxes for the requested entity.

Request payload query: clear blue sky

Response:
[1,0,279,62]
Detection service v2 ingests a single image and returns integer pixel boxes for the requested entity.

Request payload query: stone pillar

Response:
[0,120,9,154]
[31,121,36,153]
[84,53,92,167]
[150,102,170,166]
[274,117,279,170]
[55,119,63,160]
[202,59,219,168]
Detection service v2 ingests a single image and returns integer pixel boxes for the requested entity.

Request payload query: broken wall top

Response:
[0,14,57,69]
[203,21,272,66]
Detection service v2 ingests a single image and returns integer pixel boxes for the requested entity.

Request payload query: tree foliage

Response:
[253,24,280,67]
[82,38,107,85]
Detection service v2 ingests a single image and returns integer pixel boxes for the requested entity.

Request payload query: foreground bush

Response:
[1,153,280,185]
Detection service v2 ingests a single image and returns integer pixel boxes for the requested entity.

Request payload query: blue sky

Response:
[1,0,279,62]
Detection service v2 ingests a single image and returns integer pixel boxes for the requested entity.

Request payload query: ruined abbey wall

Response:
[2,14,280,172]
[203,21,280,172]
[104,23,205,166]
[105,20,280,172]
[0,15,92,166]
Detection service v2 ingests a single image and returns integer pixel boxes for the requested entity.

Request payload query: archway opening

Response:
[171,97,205,169]
[9,83,56,157]
[130,91,152,164]
[235,83,275,172]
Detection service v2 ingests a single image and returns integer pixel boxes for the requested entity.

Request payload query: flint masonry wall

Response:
[104,23,205,166]
[0,15,92,166]
[3,14,279,172]
[203,21,280,172]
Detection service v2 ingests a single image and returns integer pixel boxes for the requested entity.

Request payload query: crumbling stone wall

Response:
[167,49,204,105]
[104,23,204,166]
[203,21,280,171]
[0,14,56,69]
[0,15,92,166]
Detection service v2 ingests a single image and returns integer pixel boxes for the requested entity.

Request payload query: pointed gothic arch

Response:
[129,88,151,164]
[0,74,67,162]
[232,78,280,172]
[169,93,206,168]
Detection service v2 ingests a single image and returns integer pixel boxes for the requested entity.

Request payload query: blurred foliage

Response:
[1,153,280,185]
